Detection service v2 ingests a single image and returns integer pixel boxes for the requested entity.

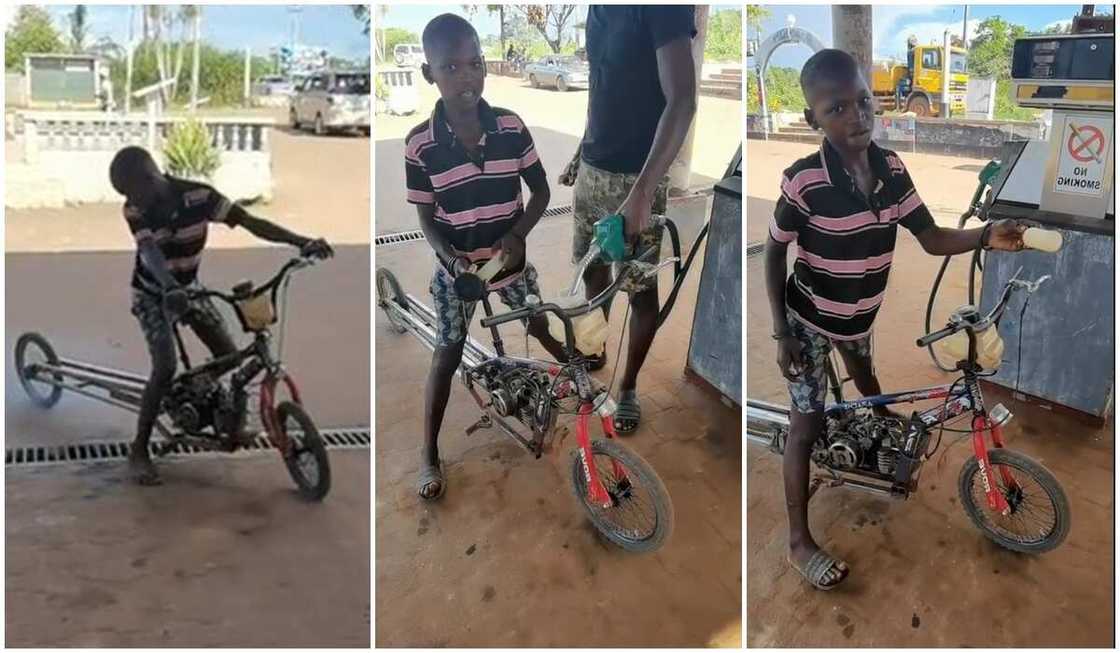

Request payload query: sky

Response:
[379,4,741,40]
[16,5,370,61]
[747,4,1109,69]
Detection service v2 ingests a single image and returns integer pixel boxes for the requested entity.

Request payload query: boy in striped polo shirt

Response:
[111,146,332,485]
[405,14,567,500]
[764,49,1026,590]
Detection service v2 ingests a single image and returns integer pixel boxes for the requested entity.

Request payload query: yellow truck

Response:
[871,45,968,117]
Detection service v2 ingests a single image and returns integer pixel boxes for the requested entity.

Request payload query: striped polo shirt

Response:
[404,99,544,288]
[769,140,935,340]
[123,176,239,295]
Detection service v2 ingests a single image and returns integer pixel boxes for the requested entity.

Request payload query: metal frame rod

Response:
[31,364,147,395]
[56,358,149,385]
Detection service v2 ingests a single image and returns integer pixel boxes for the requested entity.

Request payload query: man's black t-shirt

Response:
[580,5,696,175]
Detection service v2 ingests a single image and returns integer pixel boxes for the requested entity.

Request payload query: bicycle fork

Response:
[971,414,1020,515]
[576,402,628,508]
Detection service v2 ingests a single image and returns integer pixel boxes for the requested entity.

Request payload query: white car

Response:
[523,55,589,92]
[289,70,371,136]
[393,43,424,68]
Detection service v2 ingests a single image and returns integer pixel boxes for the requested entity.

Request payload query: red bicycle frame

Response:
[575,402,630,508]
[260,371,303,456]
[970,414,1020,515]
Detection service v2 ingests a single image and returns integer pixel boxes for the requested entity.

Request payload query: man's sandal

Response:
[417,461,446,501]
[789,549,849,590]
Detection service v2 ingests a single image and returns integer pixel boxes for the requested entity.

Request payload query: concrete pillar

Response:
[831,5,873,84]
[669,4,709,194]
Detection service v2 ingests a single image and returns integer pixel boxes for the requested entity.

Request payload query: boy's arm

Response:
[914,221,1026,256]
[764,238,791,336]
[498,122,551,268]
[137,240,180,290]
[227,204,306,247]
[416,204,466,273]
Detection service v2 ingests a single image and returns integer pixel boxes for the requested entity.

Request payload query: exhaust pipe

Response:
[745,399,790,448]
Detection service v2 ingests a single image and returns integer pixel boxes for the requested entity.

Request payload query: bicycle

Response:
[376,246,675,553]
[746,270,1071,554]
[14,255,332,501]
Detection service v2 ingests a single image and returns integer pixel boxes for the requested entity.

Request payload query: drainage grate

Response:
[746,241,765,258]
[374,205,573,248]
[6,427,370,468]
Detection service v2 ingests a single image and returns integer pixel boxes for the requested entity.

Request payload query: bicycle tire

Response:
[375,267,410,334]
[15,332,63,409]
[570,439,673,553]
[278,401,332,501]
[958,448,1070,554]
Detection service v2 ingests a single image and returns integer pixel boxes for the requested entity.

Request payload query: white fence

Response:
[7,112,274,209]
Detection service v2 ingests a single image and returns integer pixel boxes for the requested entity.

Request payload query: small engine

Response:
[164,374,237,435]
[814,414,909,475]
[484,367,556,435]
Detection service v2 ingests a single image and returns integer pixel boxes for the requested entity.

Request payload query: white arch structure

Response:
[754,26,825,132]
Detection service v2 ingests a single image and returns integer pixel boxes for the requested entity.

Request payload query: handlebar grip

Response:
[917,325,957,348]
[1022,227,1062,253]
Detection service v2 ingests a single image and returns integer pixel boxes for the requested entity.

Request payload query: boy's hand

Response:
[986,220,1028,252]
[300,238,334,260]
[617,186,652,241]
[163,286,189,320]
[498,233,525,269]
[776,335,804,381]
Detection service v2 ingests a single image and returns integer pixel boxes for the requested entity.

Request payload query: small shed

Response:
[24,53,102,109]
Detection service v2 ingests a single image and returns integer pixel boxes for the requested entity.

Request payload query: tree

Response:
[705,9,741,62]
[380,27,418,63]
[5,5,64,72]
[967,16,1027,80]
[69,5,89,53]
[512,5,577,54]
[746,5,771,44]
[352,5,370,35]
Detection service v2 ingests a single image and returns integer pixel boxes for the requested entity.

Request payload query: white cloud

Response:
[874,17,982,61]
[1043,18,1072,32]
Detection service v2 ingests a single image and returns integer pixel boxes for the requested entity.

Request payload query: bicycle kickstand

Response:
[465,413,492,437]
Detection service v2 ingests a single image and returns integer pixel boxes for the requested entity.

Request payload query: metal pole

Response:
[244,47,251,107]
[941,29,951,119]
[189,9,201,112]
[126,5,134,114]
[962,5,969,49]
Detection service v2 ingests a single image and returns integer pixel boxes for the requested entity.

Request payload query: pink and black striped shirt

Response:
[404,99,545,288]
[769,140,935,340]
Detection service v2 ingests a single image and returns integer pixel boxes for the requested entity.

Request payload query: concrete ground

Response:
[745,140,1114,647]
[374,197,742,647]
[374,74,742,235]
[5,118,371,646]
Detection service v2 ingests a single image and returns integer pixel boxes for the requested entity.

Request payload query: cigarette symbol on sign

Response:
[1067,123,1105,164]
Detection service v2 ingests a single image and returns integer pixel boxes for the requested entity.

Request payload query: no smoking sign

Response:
[1055,114,1111,197]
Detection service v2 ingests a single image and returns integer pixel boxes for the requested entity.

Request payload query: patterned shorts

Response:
[130,282,231,359]
[786,311,873,414]
[429,262,541,347]
[571,160,668,294]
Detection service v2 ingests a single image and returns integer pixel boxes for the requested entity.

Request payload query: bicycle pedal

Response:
[465,414,492,436]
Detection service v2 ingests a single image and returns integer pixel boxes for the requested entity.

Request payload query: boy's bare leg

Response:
[784,408,847,586]
[422,341,466,498]
[837,347,902,419]
[619,284,658,393]
[526,315,569,363]
[582,264,613,320]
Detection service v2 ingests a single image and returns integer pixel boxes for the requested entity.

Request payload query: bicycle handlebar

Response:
[915,272,1049,348]
[183,255,318,306]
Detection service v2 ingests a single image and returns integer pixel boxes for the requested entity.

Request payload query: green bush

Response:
[163,119,220,179]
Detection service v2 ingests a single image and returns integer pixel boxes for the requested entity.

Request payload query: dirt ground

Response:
[5,114,372,646]
[374,196,742,647]
[374,74,742,235]
[745,139,1114,647]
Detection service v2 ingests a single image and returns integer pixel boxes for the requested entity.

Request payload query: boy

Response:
[764,49,1026,590]
[110,145,332,485]
[405,14,567,500]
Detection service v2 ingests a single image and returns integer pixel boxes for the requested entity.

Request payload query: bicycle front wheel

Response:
[958,448,1070,554]
[277,401,332,501]
[570,439,673,553]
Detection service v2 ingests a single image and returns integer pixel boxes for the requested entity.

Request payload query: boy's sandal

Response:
[788,549,849,591]
[613,390,641,434]
[417,461,446,501]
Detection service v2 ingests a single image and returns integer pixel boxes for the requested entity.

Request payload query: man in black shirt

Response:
[560,5,698,434]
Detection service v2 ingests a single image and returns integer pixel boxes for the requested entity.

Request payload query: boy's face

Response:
[422,34,486,114]
[803,73,875,153]
[126,157,172,211]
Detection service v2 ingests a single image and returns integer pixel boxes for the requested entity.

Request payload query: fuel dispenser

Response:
[977,21,1114,419]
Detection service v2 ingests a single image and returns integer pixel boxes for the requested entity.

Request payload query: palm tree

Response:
[69,5,89,53]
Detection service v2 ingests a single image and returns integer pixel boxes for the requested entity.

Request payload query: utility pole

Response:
[244,47,251,108]
[962,5,970,48]
[126,5,135,114]
[189,8,201,112]
[941,29,951,119]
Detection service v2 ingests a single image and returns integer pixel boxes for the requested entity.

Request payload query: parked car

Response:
[393,43,425,68]
[523,55,589,92]
[289,70,371,136]
[255,74,295,96]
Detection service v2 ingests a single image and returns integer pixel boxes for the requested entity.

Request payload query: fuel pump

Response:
[976,17,1114,419]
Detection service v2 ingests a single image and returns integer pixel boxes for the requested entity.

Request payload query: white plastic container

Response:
[937,324,1005,370]
[546,295,609,356]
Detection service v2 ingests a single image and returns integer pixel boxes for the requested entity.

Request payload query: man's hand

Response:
[300,238,334,260]
[776,335,804,382]
[163,286,189,320]
[558,148,581,187]
[617,185,653,242]
[497,232,525,269]
[986,220,1028,252]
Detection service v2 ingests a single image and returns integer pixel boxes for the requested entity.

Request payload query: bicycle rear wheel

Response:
[958,448,1070,554]
[570,439,673,553]
[277,401,331,501]
[15,332,63,409]
[375,268,410,334]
